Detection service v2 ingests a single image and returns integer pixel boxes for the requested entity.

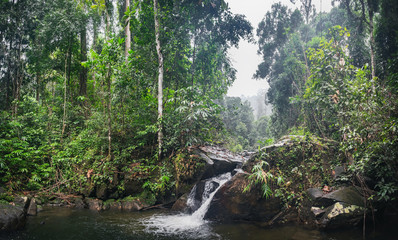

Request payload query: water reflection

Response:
[0,207,396,240]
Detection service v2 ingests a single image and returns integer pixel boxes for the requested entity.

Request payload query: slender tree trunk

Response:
[191,33,197,87]
[5,38,13,110]
[61,50,68,141]
[79,27,87,98]
[125,0,131,61]
[367,0,376,80]
[92,20,98,91]
[154,0,164,160]
[106,68,112,158]
[105,3,112,158]
[13,38,23,117]
[79,26,88,118]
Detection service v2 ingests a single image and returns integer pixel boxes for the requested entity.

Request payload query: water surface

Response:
[1,207,397,240]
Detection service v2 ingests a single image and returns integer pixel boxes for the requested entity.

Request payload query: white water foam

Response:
[141,173,232,239]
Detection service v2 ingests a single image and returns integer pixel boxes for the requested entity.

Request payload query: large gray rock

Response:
[204,173,282,222]
[319,202,364,229]
[194,146,249,180]
[314,186,364,208]
[307,188,324,201]
[0,204,26,231]
[27,198,37,216]
[171,193,189,212]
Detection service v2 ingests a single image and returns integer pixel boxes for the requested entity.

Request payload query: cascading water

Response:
[141,172,232,239]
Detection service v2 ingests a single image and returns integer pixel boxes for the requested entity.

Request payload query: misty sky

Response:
[226,0,333,97]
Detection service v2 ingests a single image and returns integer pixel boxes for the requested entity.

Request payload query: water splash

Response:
[141,173,231,239]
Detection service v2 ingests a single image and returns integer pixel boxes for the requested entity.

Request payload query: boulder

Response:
[314,186,364,208]
[187,180,220,213]
[85,198,103,211]
[319,202,364,229]
[171,193,189,212]
[27,198,37,216]
[0,203,26,231]
[121,198,147,211]
[307,188,324,201]
[14,196,29,209]
[204,173,282,222]
[194,146,249,180]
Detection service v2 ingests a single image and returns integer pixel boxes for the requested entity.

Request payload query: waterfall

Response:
[190,172,231,220]
[141,172,232,238]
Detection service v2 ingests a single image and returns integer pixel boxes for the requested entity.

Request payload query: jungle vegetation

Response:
[0,0,397,205]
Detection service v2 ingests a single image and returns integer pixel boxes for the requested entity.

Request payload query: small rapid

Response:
[141,172,232,239]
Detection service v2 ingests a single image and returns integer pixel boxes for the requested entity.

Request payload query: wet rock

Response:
[194,146,248,180]
[121,198,149,211]
[314,186,364,208]
[85,198,103,211]
[121,201,141,211]
[0,203,26,231]
[27,198,37,216]
[171,193,189,212]
[14,196,29,209]
[184,180,221,213]
[311,207,326,218]
[319,202,364,229]
[205,173,282,222]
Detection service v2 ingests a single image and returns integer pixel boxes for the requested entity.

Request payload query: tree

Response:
[124,0,131,60]
[340,0,379,79]
[153,0,164,160]
[255,3,305,136]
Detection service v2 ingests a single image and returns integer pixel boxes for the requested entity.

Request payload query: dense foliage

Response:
[0,0,252,199]
[255,0,398,203]
[0,0,397,210]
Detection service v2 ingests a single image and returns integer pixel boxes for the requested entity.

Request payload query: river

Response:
[1,207,397,240]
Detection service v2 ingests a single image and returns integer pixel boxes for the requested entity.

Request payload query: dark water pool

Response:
[1,207,397,240]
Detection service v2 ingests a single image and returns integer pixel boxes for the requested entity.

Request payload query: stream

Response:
[1,207,396,240]
[1,172,397,240]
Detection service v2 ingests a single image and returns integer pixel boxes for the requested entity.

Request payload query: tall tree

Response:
[125,0,131,61]
[153,0,164,160]
[340,0,379,79]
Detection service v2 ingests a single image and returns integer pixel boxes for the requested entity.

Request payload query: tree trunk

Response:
[154,0,164,160]
[125,0,131,61]
[106,68,112,158]
[367,0,376,80]
[61,49,68,141]
[79,27,87,98]
[105,2,112,158]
